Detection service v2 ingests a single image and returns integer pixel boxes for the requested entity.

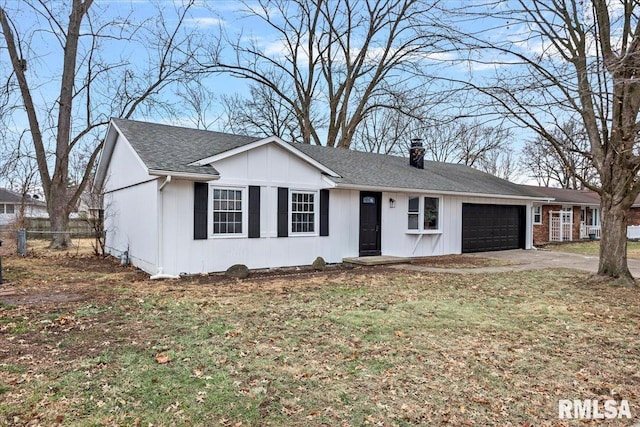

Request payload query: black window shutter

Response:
[320,189,329,236]
[277,187,288,237]
[193,182,208,240]
[248,186,261,238]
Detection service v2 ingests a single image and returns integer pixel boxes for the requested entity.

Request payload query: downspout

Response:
[150,175,180,280]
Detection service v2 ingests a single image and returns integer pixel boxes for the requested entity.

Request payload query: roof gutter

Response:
[148,169,220,181]
[329,182,552,201]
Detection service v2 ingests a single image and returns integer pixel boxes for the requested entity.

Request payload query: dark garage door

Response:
[462,204,526,253]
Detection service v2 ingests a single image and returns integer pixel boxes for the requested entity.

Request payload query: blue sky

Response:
[0,0,566,186]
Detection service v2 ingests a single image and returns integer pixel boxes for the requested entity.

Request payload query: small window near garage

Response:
[0,203,4,214]
[408,196,441,232]
[5,204,14,214]
[291,191,316,234]
[212,188,243,235]
[533,206,542,224]
[408,197,419,230]
[423,197,439,230]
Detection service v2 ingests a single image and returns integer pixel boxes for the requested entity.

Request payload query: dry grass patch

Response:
[410,254,515,268]
[544,240,640,259]
[0,254,639,426]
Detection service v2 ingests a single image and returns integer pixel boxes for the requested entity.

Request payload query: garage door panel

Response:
[462,204,525,253]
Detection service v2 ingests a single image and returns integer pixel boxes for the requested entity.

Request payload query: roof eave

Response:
[148,169,220,181]
[330,182,549,201]
[189,136,341,178]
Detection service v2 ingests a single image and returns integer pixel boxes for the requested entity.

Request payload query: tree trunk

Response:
[49,191,72,249]
[598,193,635,286]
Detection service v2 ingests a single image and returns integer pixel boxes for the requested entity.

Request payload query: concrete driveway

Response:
[396,248,640,276]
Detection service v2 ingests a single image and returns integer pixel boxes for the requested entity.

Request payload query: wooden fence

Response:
[21,217,97,238]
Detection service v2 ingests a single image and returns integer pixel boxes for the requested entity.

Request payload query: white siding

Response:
[158,173,534,274]
[158,144,359,275]
[102,132,159,274]
[0,204,49,226]
[104,179,158,274]
[102,133,150,193]
[103,136,535,275]
[381,193,533,257]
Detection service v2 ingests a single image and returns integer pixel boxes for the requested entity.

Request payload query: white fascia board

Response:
[536,201,599,206]
[532,198,555,204]
[113,121,151,174]
[95,119,150,191]
[188,136,341,178]
[94,121,118,191]
[333,182,552,201]
[321,175,338,187]
[148,169,220,181]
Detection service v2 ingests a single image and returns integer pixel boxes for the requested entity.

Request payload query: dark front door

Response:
[359,191,381,256]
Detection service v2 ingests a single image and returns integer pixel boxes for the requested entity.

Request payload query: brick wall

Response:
[628,207,640,226]
[533,205,583,245]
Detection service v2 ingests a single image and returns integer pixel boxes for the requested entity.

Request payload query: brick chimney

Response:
[409,138,425,169]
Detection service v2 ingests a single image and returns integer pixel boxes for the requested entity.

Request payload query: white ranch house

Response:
[0,188,48,226]
[95,119,546,278]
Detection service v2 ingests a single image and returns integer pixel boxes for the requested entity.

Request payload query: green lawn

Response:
[1,254,639,426]
[544,240,640,258]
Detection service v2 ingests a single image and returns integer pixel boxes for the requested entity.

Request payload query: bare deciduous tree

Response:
[213,0,447,148]
[221,82,301,142]
[0,131,40,228]
[0,0,215,248]
[521,120,598,189]
[452,1,640,285]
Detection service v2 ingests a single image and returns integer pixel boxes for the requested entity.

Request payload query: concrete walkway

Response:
[391,249,640,276]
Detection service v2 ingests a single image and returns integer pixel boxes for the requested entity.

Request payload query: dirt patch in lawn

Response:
[410,254,516,268]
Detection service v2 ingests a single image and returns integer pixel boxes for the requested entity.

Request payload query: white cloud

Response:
[184,17,225,28]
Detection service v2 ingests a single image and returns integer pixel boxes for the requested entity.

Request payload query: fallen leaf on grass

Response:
[155,353,171,364]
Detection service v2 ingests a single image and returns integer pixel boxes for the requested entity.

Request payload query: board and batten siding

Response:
[102,132,160,274]
[157,143,359,275]
[103,179,158,274]
[380,193,533,257]
[101,133,150,194]
[102,134,534,275]
[159,180,533,274]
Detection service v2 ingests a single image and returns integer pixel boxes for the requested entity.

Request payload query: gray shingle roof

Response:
[0,188,45,205]
[293,143,538,197]
[523,185,600,205]
[111,119,540,198]
[112,118,260,176]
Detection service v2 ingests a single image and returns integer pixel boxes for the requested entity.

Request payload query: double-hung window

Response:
[212,188,244,235]
[408,196,441,232]
[533,206,542,224]
[291,190,317,234]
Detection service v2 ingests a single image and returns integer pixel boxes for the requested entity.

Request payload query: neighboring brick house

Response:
[526,186,640,245]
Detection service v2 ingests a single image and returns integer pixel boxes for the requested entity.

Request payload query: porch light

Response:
[389,198,396,208]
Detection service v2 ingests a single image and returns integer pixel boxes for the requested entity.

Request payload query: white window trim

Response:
[590,208,600,226]
[209,185,248,238]
[533,205,542,225]
[406,195,443,234]
[289,189,319,236]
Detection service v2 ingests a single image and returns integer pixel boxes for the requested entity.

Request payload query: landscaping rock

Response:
[226,264,249,279]
[312,256,326,271]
